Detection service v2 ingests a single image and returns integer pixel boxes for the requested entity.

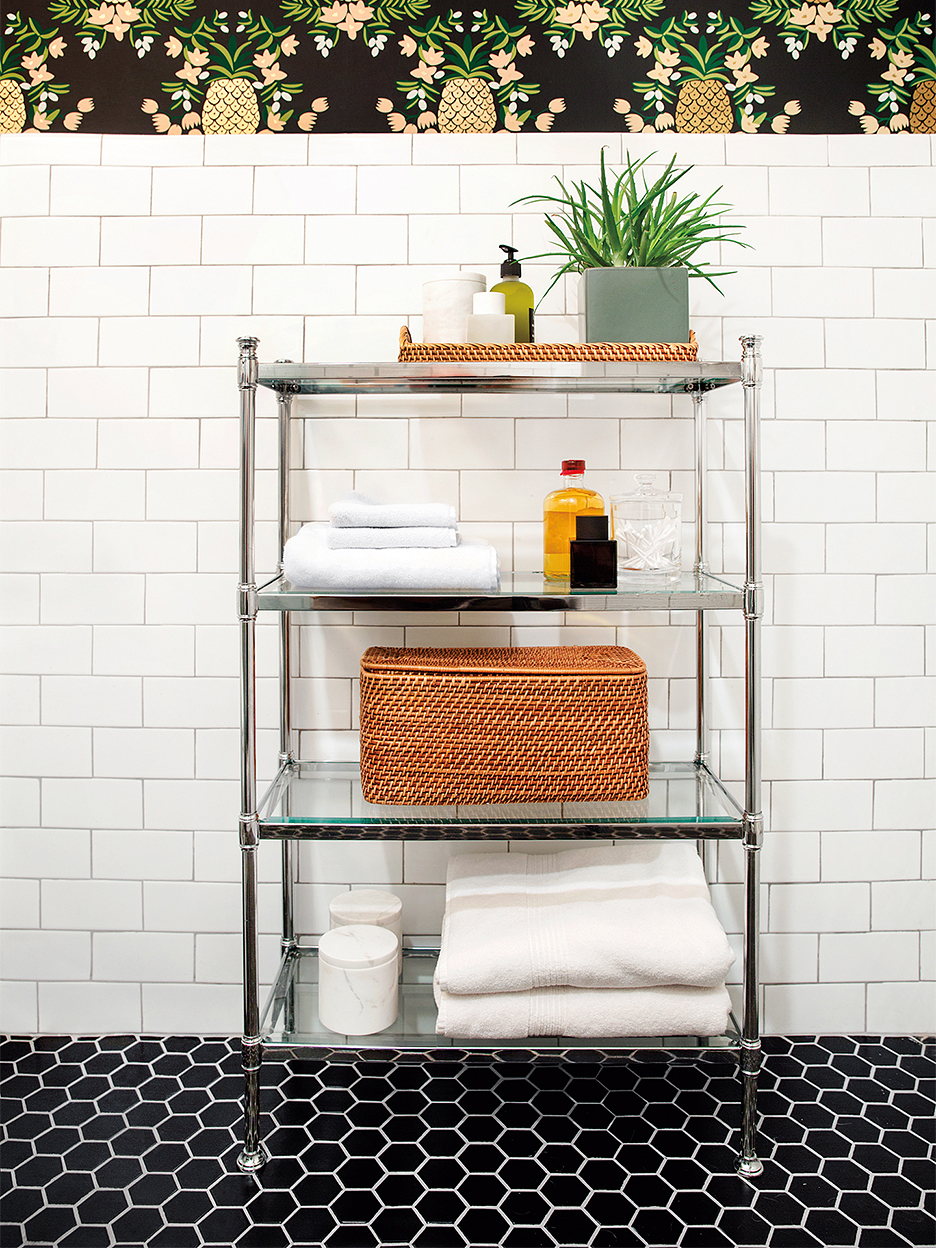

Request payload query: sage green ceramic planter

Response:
[579,266,690,344]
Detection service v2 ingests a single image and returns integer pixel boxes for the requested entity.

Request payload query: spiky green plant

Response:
[514,149,749,300]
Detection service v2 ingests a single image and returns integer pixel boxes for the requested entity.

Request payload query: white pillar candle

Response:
[422,271,486,343]
[330,888,404,973]
[318,924,399,1036]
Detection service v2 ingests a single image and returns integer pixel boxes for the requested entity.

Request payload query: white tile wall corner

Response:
[1,132,933,1036]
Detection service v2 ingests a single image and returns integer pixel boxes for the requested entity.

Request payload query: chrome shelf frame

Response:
[258,358,742,396]
[235,340,764,1178]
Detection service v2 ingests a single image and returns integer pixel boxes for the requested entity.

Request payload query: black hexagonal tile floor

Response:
[0,1034,931,1246]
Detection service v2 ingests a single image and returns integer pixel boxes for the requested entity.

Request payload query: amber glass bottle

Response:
[543,459,604,581]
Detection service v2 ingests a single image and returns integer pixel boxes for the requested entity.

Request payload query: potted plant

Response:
[515,149,749,344]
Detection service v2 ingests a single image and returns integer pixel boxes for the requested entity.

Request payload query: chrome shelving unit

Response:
[235,338,765,1178]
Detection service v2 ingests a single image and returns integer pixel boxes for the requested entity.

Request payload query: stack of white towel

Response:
[434,842,734,1040]
[282,493,500,592]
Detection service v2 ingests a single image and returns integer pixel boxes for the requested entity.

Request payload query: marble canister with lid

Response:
[330,888,403,973]
[318,924,399,1036]
[422,271,485,343]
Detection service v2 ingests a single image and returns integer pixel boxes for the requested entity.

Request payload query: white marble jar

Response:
[422,271,485,343]
[329,889,403,973]
[318,924,399,1036]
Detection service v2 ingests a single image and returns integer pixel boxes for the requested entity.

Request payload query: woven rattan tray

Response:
[398,325,698,364]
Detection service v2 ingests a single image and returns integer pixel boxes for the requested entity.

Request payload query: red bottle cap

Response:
[561,459,585,475]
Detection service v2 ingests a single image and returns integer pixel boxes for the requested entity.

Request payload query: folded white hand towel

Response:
[283,523,499,592]
[329,491,457,530]
[325,526,457,550]
[433,974,732,1040]
[437,842,734,995]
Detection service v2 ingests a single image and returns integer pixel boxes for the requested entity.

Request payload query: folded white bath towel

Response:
[329,491,457,530]
[437,842,734,995]
[434,974,732,1040]
[283,523,499,592]
[325,526,457,550]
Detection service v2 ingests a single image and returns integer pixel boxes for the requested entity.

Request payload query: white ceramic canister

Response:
[318,924,399,1036]
[422,271,486,343]
[329,888,404,973]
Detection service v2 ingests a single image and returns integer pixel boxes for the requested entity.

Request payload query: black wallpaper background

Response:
[1,2,932,134]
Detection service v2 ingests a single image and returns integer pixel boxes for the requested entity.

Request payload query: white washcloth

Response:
[437,842,734,996]
[325,526,457,550]
[283,523,500,592]
[329,491,457,530]
[434,974,732,1040]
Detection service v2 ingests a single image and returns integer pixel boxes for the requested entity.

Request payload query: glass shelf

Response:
[256,571,743,613]
[258,359,742,397]
[261,947,740,1057]
[257,761,744,840]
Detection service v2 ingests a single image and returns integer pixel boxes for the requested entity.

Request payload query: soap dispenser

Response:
[491,244,535,343]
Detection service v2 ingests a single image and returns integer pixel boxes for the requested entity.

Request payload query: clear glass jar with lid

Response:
[610,473,682,581]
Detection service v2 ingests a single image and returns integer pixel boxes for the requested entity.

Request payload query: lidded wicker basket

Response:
[359,645,649,805]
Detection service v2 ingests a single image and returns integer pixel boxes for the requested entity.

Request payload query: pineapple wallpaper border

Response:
[1,2,933,134]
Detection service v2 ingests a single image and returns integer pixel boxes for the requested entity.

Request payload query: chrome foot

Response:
[736,1154,764,1178]
[237,1144,269,1173]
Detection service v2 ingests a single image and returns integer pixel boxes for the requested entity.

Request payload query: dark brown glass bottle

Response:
[570,514,617,589]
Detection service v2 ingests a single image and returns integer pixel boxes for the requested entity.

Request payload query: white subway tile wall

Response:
[0,132,933,1036]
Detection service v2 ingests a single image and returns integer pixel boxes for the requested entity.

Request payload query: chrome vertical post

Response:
[737,334,764,1178]
[276,385,297,957]
[693,388,714,877]
[693,387,708,769]
[237,336,268,1173]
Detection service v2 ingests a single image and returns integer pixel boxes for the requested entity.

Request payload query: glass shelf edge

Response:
[257,821,743,840]
[256,760,744,840]
[257,361,742,397]
[256,573,744,614]
[259,948,740,1057]
[261,1037,741,1057]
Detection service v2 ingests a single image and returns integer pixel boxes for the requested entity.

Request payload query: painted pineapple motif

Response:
[674,80,732,130]
[909,77,936,131]
[438,75,497,131]
[0,79,27,132]
[202,77,261,134]
[675,73,733,133]
[0,11,93,132]
[434,33,501,133]
[378,9,561,133]
[145,10,326,134]
[849,12,935,133]
[624,11,798,134]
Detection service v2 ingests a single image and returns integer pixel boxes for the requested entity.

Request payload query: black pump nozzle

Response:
[499,244,521,277]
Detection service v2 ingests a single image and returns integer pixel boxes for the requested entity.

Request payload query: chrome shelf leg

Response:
[737,333,764,1179]
[277,385,298,965]
[277,383,298,1037]
[693,387,716,882]
[237,335,269,1174]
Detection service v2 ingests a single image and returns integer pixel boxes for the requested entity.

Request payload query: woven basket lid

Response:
[361,645,645,676]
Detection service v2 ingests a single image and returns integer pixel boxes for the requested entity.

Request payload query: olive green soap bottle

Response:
[491,244,535,343]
